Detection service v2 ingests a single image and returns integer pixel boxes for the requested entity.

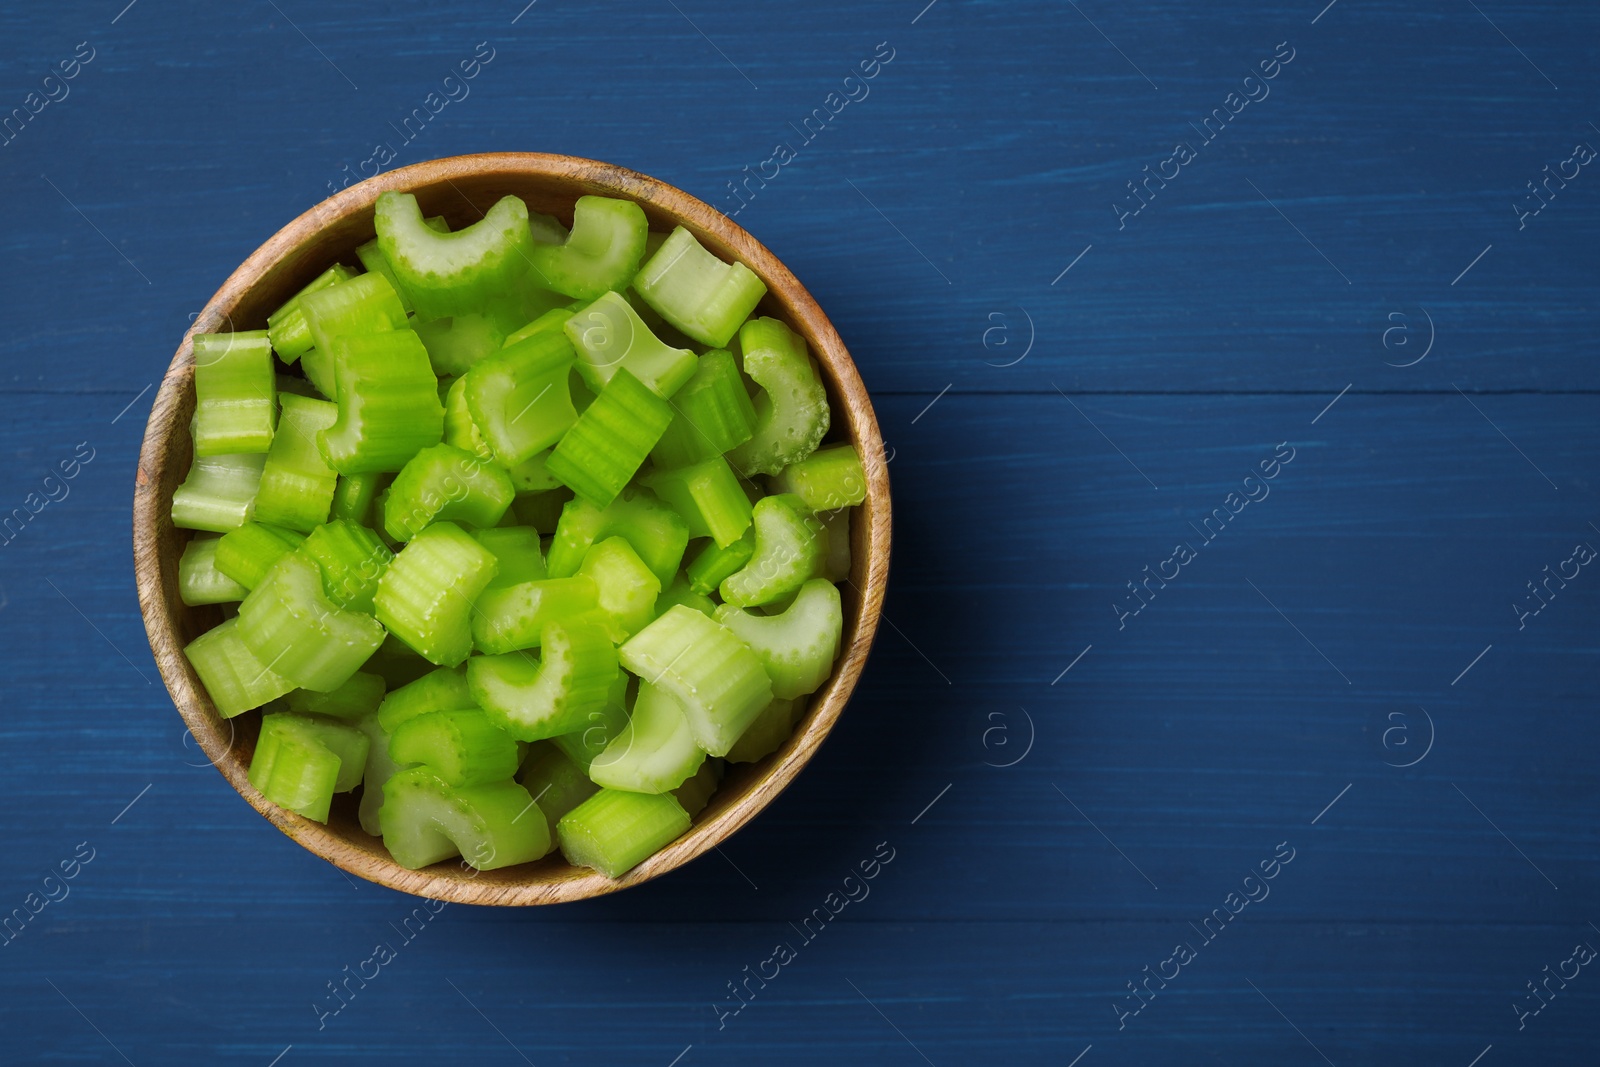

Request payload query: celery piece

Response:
[473,527,546,588]
[442,377,494,461]
[381,767,549,871]
[505,306,576,347]
[619,605,773,758]
[771,444,866,512]
[727,317,829,476]
[266,263,359,360]
[685,528,755,596]
[715,579,842,699]
[300,272,408,357]
[375,191,536,321]
[462,330,579,467]
[590,681,706,794]
[642,457,753,547]
[171,451,266,533]
[382,443,515,541]
[184,616,296,718]
[237,551,386,692]
[179,536,247,606]
[366,632,435,689]
[389,708,521,787]
[720,494,827,608]
[517,740,599,847]
[650,348,759,469]
[505,449,560,492]
[357,713,401,836]
[318,330,446,474]
[192,331,277,457]
[250,728,342,822]
[414,312,507,377]
[374,522,499,667]
[546,490,689,587]
[253,393,340,531]
[472,576,600,655]
[357,215,449,314]
[547,369,673,507]
[820,505,852,582]
[298,346,335,400]
[557,788,689,878]
[376,664,478,733]
[579,536,661,641]
[656,574,716,618]
[284,670,385,722]
[511,487,574,533]
[529,195,649,301]
[564,291,698,398]
[214,522,304,590]
[256,711,370,793]
[552,672,632,769]
[671,757,724,816]
[467,618,619,741]
[633,226,768,347]
[725,697,802,764]
[300,519,392,613]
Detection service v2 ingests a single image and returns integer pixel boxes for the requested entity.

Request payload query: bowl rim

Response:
[132,151,892,905]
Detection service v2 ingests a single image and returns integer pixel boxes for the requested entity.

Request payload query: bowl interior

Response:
[134,154,890,905]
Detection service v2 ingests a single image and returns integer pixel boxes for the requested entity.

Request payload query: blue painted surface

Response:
[1,1,1597,1063]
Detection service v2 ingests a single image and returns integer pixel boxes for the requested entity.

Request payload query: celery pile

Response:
[176,191,865,879]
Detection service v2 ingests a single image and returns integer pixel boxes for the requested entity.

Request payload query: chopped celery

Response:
[253,393,340,531]
[184,616,296,718]
[656,574,716,618]
[528,195,648,301]
[579,536,661,640]
[618,605,773,758]
[258,711,370,792]
[178,536,247,606]
[414,312,507,377]
[505,449,560,492]
[249,727,341,823]
[382,443,515,541]
[462,331,579,467]
[266,263,359,360]
[719,494,827,607]
[300,272,408,357]
[650,348,758,469]
[643,457,753,547]
[727,316,829,476]
[725,697,802,764]
[389,708,521,787]
[284,670,386,721]
[318,330,445,474]
[546,490,689,587]
[517,741,599,847]
[771,444,867,512]
[820,505,852,582]
[299,519,392,613]
[715,578,842,699]
[298,346,336,400]
[171,451,266,533]
[671,757,725,816]
[633,225,768,347]
[192,331,277,456]
[473,526,546,587]
[214,522,304,590]
[237,551,386,692]
[564,291,698,398]
[546,369,673,507]
[552,673,632,769]
[504,306,576,347]
[442,377,494,461]
[374,521,500,666]
[467,617,619,741]
[357,713,402,836]
[357,215,449,314]
[685,528,755,595]
[557,788,690,878]
[381,767,548,870]
[589,680,705,794]
[374,191,536,321]
[376,664,478,733]
[472,575,599,655]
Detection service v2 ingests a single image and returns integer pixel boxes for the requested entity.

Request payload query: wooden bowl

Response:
[133,153,891,905]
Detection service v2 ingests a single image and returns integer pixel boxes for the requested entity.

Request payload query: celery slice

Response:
[178,536,247,606]
[671,757,724,816]
[258,711,370,792]
[725,697,802,763]
[357,713,402,836]
[214,522,304,590]
[771,444,867,512]
[505,449,560,492]
[517,740,599,848]
[633,225,768,347]
[557,788,689,878]
[356,214,449,314]
[318,330,445,474]
[467,618,619,741]
[375,191,537,321]
[685,528,755,596]
[389,708,521,787]
[642,456,753,547]
[547,369,673,507]
[329,470,385,527]
[473,526,546,587]
[382,443,515,541]
[472,575,599,655]
[504,306,576,347]
[171,452,266,533]
[300,272,408,357]
[253,393,340,531]
[374,521,500,666]
[546,490,689,587]
[184,616,296,718]
[376,664,478,733]
[719,494,827,608]
[589,681,706,794]
[619,605,773,758]
[414,312,507,377]
[250,728,342,822]
[820,505,852,582]
[237,551,386,692]
[726,317,829,476]
[381,767,548,871]
[266,264,359,360]
[299,519,392,613]
[650,348,758,468]
[192,331,277,456]
[442,376,495,461]
[579,536,661,641]
[564,291,698,398]
[462,331,579,467]
[552,672,631,769]
[284,670,385,722]
[715,578,842,699]
[528,195,648,301]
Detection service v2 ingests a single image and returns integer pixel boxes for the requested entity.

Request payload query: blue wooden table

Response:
[2,1,1597,1063]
